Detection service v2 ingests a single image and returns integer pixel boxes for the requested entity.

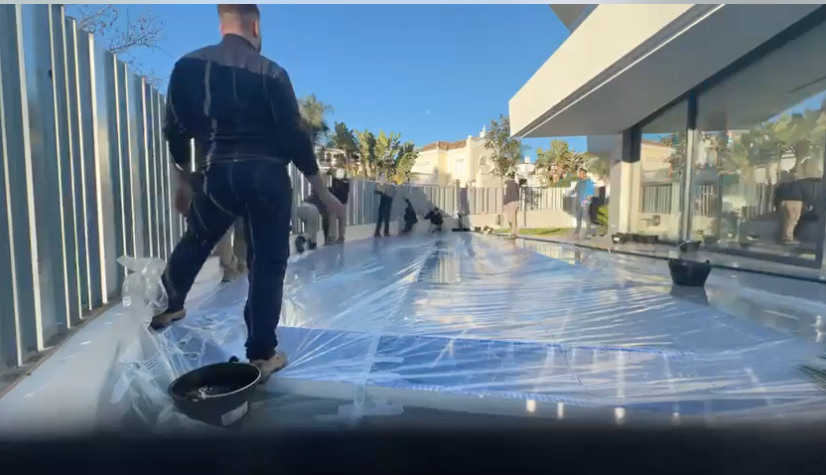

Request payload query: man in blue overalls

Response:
[155,4,344,382]
[572,168,595,237]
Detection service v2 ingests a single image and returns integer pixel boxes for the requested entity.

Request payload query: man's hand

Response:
[306,173,346,218]
[320,190,346,219]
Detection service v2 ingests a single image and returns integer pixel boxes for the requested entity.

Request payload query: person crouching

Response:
[296,189,326,253]
[424,207,444,233]
[401,198,418,234]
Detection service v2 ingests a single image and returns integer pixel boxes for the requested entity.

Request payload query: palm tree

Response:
[389,141,418,185]
[328,122,360,172]
[661,132,687,181]
[374,130,401,180]
[298,94,334,147]
[585,155,611,181]
[534,139,593,185]
[483,115,523,181]
[356,130,377,178]
[765,110,826,174]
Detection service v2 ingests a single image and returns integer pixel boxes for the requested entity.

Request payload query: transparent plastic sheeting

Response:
[111,233,826,431]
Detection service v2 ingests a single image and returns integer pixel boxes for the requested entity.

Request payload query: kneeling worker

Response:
[401,198,418,234]
[424,207,444,233]
[296,188,326,253]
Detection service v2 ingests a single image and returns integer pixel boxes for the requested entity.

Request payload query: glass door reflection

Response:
[693,21,826,266]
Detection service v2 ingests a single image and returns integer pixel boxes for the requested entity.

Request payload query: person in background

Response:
[216,218,247,282]
[296,189,323,253]
[792,159,823,244]
[424,207,444,232]
[401,198,418,234]
[570,168,595,237]
[328,168,350,244]
[502,173,520,239]
[456,182,471,231]
[374,183,394,237]
[773,170,796,243]
[157,4,345,382]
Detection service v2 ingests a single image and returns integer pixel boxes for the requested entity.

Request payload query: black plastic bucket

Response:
[611,233,628,244]
[640,235,659,244]
[668,259,712,287]
[168,357,261,428]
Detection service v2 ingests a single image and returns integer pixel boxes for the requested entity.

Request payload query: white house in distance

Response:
[515,156,544,187]
[313,145,350,173]
[410,126,501,188]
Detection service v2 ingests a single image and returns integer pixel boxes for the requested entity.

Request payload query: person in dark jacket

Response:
[774,171,801,243]
[374,184,394,237]
[401,198,418,234]
[327,169,350,244]
[794,174,823,241]
[424,207,444,232]
[154,4,344,382]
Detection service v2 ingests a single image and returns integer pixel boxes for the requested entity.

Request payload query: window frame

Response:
[630,7,826,268]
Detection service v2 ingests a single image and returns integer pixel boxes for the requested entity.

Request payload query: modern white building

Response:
[510,4,826,271]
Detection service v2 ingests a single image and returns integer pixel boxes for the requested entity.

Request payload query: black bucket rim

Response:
[168,361,262,402]
[668,258,711,266]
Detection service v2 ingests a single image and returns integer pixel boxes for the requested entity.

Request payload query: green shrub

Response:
[597,205,608,227]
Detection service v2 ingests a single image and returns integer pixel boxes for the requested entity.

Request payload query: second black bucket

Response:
[168,357,261,428]
[668,259,712,287]
[640,235,659,245]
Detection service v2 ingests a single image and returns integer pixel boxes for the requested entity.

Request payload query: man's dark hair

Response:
[217,4,260,18]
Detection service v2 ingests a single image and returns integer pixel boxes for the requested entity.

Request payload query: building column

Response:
[607,129,636,235]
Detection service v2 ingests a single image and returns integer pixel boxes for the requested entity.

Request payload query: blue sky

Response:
[127,4,587,160]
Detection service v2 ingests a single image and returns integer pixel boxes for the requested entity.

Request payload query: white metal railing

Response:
[0,5,180,372]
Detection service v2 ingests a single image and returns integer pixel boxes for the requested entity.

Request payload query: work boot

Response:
[308,240,317,250]
[150,308,186,331]
[295,235,306,254]
[250,352,288,383]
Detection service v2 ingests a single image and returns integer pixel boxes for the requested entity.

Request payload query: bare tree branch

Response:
[65,4,165,87]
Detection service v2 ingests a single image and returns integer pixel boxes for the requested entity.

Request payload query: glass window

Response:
[694,21,826,265]
[631,100,689,241]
